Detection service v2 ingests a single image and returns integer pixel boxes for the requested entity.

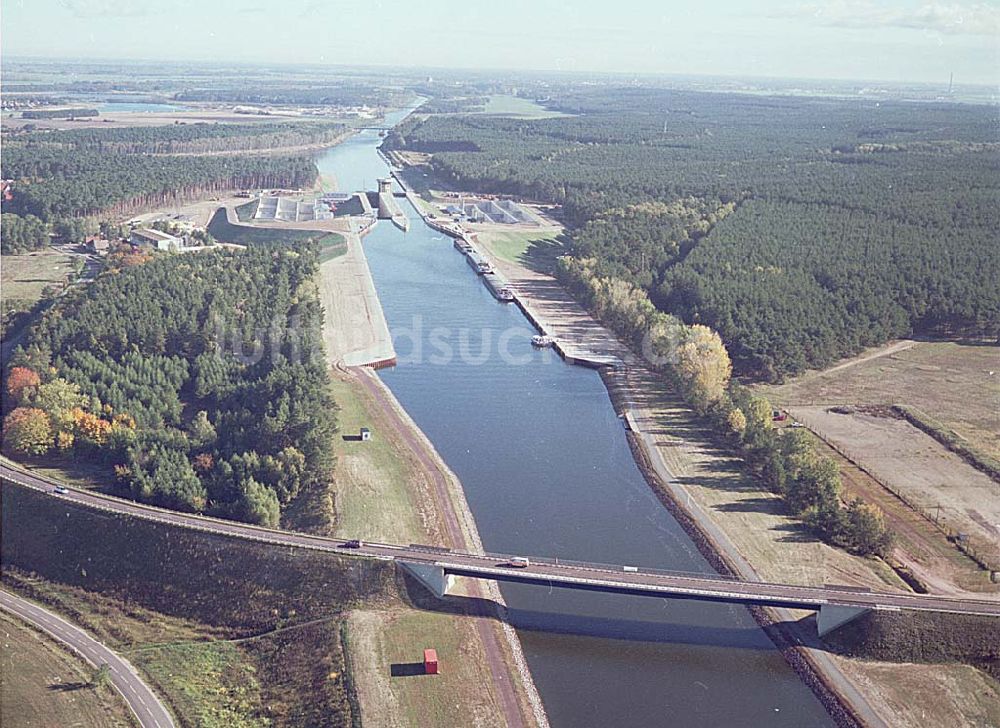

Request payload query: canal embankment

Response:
[314,149,546,723]
[318,225,396,369]
[326,114,844,728]
[349,367,549,727]
[455,214,995,728]
[393,191,872,722]
[312,114,549,726]
[325,364,547,727]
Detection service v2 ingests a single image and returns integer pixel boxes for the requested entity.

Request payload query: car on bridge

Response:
[340,539,362,549]
[507,557,530,568]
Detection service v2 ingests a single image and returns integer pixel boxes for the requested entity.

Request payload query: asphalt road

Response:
[4,461,999,619]
[0,589,176,728]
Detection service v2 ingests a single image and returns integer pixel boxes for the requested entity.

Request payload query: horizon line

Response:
[3,54,997,93]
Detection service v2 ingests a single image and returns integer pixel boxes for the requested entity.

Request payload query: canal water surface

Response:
[315,114,833,727]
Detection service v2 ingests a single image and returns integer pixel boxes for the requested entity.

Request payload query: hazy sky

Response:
[2,0,998,85]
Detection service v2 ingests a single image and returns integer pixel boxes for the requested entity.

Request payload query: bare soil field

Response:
[624,367,905,591]
[0,610,135,728]
[789,406,1000,569]
[127,193,249,228]
[807,434,995,594]
[765,340,1000,461]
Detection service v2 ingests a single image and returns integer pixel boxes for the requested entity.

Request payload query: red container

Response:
[423,648,439,675]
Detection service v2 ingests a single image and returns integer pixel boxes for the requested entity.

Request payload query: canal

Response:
[315,114,834,727]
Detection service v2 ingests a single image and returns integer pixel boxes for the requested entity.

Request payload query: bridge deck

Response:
[4,464,999,619]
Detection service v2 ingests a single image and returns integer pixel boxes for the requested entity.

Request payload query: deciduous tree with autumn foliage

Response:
[7,242,337,529]
[5,366,40,404]
[2,407,54,455]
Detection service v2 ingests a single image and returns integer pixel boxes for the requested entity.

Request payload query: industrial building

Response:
[130,228,185,252]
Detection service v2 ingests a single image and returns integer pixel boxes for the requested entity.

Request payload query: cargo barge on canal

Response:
[466,251,494,275]
[483,272,515,302]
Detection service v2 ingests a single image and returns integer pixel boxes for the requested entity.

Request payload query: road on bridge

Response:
[0,589,176,728]
[3,462,999,620]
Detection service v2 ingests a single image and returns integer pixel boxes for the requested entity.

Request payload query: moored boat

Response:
[483,272,515,302]
[466,251,493,274]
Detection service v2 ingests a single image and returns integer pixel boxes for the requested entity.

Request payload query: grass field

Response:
[129,642,267,728]
[0,250,75,304]
[480,95,569,119]
[329,374,435,546]
[3,567,358,728]
[411,194,442,219]
[25,457,117,492]
[2,482,402,726]
[317,238,348,263]
[239,619,353,727]
[0,610,135,728]
[317,173,339,193]
[763,341,1000,460]
[839,658,1000,728]
[475,229,565,269]
[345,609,505,728]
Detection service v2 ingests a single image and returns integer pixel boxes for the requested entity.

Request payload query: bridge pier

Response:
[400,561,455,599]
[817,604,870,637]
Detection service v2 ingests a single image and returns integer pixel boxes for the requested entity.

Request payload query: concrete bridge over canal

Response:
[4,462,1000,638]
[394,549,1000,637]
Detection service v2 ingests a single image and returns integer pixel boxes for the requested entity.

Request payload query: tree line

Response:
[11,120,350,155]
[1,213,50,254]
[557,257,894,557]
[174,84,405,107]
[386,88,999,379]
[22,108,98,119]
[3,244,337,528]
[657,199,999,378]
[2,145,318,221]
